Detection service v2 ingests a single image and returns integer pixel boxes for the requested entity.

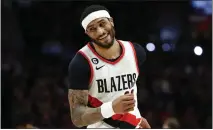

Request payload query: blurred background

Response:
[1,0,212,129]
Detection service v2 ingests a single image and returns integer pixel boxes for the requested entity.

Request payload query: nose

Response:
[97,27,106,38]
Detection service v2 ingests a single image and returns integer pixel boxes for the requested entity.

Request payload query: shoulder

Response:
[119,40,146,56]
[68,52,90,72]
[68,52,91,90]
[128,41,147,66]
[131,42,146,58]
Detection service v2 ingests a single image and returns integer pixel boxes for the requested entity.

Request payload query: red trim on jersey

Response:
[87,40,125,65]
[78,51,94,85]
[88,95,103,107]
[112,113,141,126]
[129,41,139,74]
[88,95,141,127]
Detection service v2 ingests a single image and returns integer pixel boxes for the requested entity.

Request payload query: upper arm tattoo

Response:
[68,89,88,108]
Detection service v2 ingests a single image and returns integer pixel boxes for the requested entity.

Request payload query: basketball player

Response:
[68,5,151,129]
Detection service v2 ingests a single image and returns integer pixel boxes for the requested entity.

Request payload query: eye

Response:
[100,21,106,27]
[88,27,96,32]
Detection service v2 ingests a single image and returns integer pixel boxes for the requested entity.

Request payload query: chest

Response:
[89,58,138,101]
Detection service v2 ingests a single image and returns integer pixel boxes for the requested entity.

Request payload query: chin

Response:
[103,44,113,49]
[105,40,114,48]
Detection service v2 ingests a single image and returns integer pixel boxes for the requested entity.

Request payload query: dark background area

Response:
[1,0,212,129]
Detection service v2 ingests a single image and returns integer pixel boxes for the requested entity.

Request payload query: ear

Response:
[109,17,114,27]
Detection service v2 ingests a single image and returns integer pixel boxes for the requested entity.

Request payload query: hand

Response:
[112,94,135,114]
[139,117,151,129]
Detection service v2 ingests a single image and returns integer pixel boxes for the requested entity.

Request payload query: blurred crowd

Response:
[2,40,212,129]
[2,1,212,129]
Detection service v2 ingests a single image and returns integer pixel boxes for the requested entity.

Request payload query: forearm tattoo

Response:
[68,89,104,127]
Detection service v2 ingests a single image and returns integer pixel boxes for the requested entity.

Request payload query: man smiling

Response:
[68,5,150,129]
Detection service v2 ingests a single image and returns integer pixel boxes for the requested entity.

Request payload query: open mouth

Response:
[99,34,109,40]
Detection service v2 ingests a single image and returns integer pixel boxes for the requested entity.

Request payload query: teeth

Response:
[100,34,108,40]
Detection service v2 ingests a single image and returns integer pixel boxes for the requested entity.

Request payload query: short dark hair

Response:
[80,5,109,24]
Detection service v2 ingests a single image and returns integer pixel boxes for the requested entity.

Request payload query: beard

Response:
[91,27,115,49]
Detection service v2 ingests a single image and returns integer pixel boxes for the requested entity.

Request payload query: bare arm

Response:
[68,89,104,128]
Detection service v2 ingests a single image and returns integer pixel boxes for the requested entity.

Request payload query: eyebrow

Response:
[87,19,106,29]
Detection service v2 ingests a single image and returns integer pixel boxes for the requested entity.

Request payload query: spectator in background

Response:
[162,117,180,129]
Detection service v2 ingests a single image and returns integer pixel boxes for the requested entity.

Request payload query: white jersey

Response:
[79,40,142,128]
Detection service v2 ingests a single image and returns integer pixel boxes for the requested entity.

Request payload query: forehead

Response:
[87,17,108,28]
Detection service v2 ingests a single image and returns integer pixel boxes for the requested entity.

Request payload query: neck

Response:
[93,39,121,60]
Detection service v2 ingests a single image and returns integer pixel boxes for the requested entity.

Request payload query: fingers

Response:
[125,93,134,96]
[121,95,134,101]
[124,104,135,111]
[120,95,135,112]
[122,100,135,112]
[124,107,134,112]
[123,99,135,105]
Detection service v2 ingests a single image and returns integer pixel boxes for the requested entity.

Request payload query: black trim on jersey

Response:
[103,118,136,129]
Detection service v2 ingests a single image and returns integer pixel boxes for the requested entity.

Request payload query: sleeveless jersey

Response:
[78,40,142,128]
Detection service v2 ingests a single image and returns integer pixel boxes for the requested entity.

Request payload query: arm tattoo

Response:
[68,89,104,127]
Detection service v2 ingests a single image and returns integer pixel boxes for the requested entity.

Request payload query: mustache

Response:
[98,26,115,40]
[98,33,108,40]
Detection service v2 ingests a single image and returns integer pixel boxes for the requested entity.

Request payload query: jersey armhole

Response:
[78,51,94,86]
[128,41,140,74]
